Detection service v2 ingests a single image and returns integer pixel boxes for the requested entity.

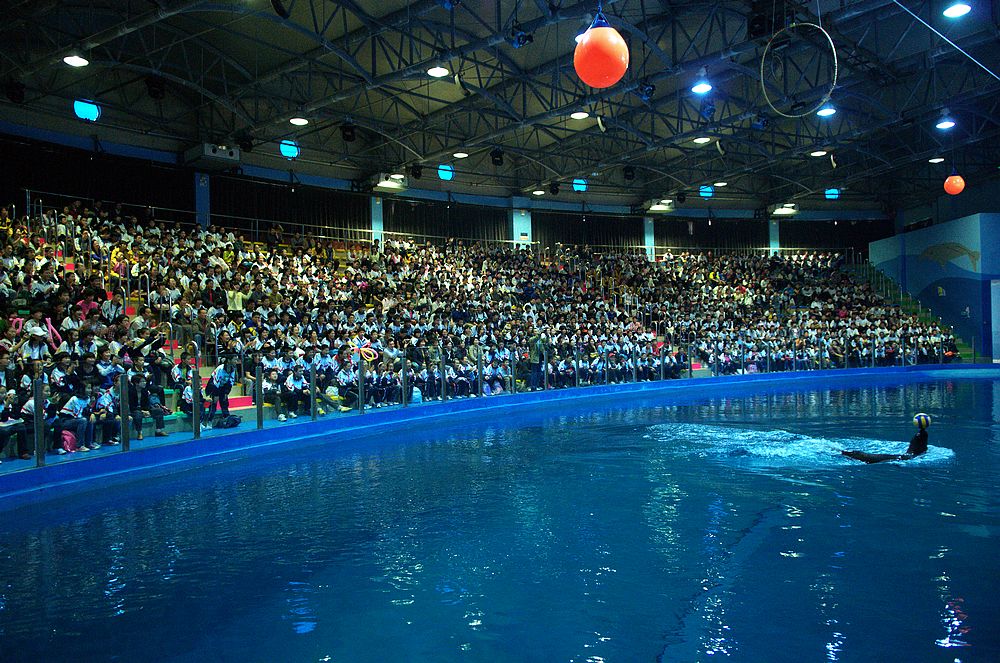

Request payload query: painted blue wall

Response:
[371,197,384,243]
[512,209,532,245]
[871,213,999,356]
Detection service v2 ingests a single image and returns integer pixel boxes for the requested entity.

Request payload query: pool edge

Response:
[1,364,997,510]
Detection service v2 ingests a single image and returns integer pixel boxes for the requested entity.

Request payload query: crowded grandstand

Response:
[0,199,959,461]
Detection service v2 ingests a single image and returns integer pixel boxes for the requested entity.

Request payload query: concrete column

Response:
[768,218,780,255]
[643,216,655,261]
[512,208,531,247]
[195,172,210,229]
[371,196,383,244]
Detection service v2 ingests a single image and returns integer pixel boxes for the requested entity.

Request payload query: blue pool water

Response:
[1,376,998,662]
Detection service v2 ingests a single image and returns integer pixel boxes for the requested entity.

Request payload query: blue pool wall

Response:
[1,365,998,510]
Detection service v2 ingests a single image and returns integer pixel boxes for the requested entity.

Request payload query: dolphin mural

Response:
[918,242,980,271]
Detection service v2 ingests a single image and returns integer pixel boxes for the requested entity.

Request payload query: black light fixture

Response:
[508,23,534,48]
[637,81,655,102]
[677,191,687,204]
[623,165,635,181]
[270,0,291,19]
[490,148,504,166]
[549,181,560,195]
[236,133,254,153]
[4,80,25,104]
[145,75,166,100]
[409,164,423,180]
[341,123,356,142]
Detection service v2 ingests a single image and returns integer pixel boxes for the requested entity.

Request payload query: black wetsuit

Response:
[842,429,928,464]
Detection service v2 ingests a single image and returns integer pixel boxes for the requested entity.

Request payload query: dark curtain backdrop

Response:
[383,198,510,243]
[0,134,192,216]
[531,211,643,249]
[210,175,370,240]
[779,218,894,254]
[653,217,768,249]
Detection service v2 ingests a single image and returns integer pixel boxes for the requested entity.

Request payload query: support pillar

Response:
[195,172,210,229]
[371,196,383,244]
[643,216,655,261]
[768,218,780,255]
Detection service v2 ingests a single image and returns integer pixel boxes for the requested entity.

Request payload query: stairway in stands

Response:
[847,262,978,361]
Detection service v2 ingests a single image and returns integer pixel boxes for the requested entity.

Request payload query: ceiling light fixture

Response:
[693,136,712,145]
[713,182,728,187]
[289,117,309,126]
[928,157,945,164]
[943,2,971,18]
[570,111,590,120]
[691,67,712,95]
[816,104,837,117]
[63,54,89,68]
[810,150,828,157]
[532,189,545,196]
[936,110,956,130]
[427,65,450,78]
[453,152,469,159]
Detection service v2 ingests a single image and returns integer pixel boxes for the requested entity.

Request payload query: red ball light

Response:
[574,25,629,88]
[944,174,965,195]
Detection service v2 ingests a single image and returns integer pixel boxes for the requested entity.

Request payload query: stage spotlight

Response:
[145,75,166,100]
[508,24,534,48]
[490,148,503,166]
[409,164,423,180]
[236,133,254,153]
[549,182,560,195]
[637,81,655,102]
[699,98,716,120]
[341,123,356,142]
[677,191,687,204]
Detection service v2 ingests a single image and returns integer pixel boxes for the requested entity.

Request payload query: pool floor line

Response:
[1,364,997,510]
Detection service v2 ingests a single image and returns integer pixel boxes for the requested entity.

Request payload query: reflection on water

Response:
[0,378,997,663]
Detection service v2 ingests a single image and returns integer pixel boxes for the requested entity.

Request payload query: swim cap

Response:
[913,413,932,429]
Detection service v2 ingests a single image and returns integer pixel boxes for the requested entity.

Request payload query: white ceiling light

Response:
[693,136,712,145]
[713,182,728,187]
[943,2,971,18]
[63,54,89,68]
[928,157,945,164]
[453,151,469,159]
[532,189,545,196]
[810,150,828,157]
[570,111,590,120]
[427,65,450,78]
[289,117,309,126]
[390,172,406,180]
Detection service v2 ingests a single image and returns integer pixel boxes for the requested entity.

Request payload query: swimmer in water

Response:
[841,413,930,464]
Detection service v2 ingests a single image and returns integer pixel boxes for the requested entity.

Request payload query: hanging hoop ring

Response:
[759,22,839,119]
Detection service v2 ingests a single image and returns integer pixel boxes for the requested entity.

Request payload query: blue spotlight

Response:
[73,99,101,122]
[279,139,300,159]
[825,188,840,200]
[438,164,455,181]
[572,178,587,192]
[699,185,714,198]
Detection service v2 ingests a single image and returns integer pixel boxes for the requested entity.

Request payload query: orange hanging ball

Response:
[944,174,965,195]
[574,18,629,89]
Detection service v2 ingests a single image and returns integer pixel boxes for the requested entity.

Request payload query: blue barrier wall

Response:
[1,365,996,511]
[870,213,999,356]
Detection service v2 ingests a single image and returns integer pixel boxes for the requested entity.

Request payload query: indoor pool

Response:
[1,375,998,662]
